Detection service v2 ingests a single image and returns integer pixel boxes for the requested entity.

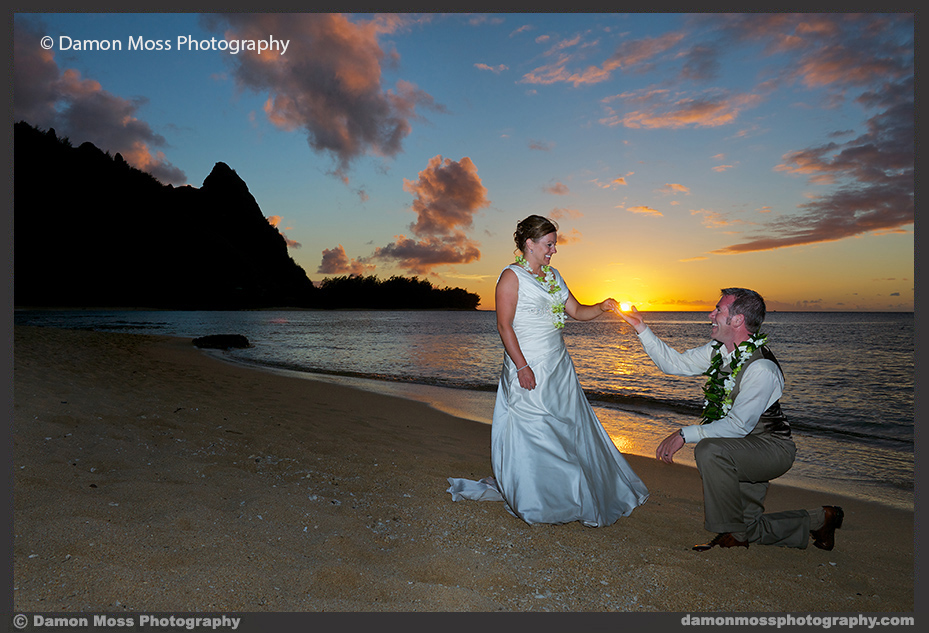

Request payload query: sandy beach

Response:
[12,325,914,613]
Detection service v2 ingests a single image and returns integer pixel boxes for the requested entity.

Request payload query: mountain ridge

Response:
[14,121,318,309]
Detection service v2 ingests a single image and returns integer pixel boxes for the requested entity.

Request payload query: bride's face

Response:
[527,232,558,267]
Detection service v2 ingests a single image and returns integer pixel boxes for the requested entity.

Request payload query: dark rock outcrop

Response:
[192,334,251,350]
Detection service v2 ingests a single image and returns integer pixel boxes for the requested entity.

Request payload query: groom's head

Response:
[720,288,766,333]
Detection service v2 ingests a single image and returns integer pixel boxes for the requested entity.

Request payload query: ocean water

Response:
[14,309,914,511]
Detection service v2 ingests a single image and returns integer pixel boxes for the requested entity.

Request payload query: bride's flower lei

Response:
[515,255,566,329]
[701,331,768,423]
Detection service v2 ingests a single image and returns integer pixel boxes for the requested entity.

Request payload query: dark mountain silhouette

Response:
[14,121,318,309]
[14,121,481,310]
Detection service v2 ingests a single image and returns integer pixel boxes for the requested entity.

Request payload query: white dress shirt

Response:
[637,327,785,442]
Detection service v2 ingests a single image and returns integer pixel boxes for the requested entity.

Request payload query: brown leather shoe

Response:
[693,532,749,552]
[810,505,844,551]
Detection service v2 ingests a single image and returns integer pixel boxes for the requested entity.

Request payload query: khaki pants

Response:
[695,433,813,548]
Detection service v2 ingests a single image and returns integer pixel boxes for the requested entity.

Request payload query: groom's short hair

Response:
[721,287,766,333]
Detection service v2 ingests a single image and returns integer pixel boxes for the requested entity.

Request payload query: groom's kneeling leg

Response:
[694,438,750,534]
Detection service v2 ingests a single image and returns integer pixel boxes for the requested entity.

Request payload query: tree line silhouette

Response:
[316,274,480,310]
[13,121,480,310]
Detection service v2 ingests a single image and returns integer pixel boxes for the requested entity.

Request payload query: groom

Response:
[614,288,843,551]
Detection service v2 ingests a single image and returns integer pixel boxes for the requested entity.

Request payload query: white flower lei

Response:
[515,255,566,329]
[701,331,768,423]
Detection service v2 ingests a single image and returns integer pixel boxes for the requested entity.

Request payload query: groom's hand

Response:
[618,305,647,333]
[656,429,685,464]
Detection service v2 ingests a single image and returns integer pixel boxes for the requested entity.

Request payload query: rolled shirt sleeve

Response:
[637,327,784,441]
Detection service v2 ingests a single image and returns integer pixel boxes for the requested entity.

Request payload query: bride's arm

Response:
[564,290,616,322]
[495,268,536,390]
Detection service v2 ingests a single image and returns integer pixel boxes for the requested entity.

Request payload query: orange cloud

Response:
[266,215,301,248]
[627,206,663,217]
[601,89,763,129]
[691,209,742,229]
[556,228,582,245]
[661,183,690,195]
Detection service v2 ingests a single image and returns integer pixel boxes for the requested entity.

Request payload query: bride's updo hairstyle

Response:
[514,215,558,254]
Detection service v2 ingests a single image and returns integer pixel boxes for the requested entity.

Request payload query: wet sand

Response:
[12,325,914,613]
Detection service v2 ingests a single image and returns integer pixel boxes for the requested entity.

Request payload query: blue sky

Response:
[13,13,914,311]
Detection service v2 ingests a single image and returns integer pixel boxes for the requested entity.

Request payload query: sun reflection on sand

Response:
[598,407,697,468]
[606,432,636,455]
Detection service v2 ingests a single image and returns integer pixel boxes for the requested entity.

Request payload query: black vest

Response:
[722,345,791,438]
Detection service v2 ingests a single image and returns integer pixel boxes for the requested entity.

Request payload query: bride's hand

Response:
[600,298,619,313]
[517,367,537,390]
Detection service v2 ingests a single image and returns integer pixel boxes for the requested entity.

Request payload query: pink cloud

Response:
[204,13,446,182]
[317,244,374,275]
[549,208,583,221]
[544,182,570,195]
[321,155,489,276]
[709,13,912,96]
[370,155,489,273]
[474,63,508,73]
[13,18,186,185]
[521,32,685,87]
[402,155,489,237]
[715,80,913,254]
[369,235,482,275]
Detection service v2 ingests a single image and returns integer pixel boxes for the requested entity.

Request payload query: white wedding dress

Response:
[447,264,649,526]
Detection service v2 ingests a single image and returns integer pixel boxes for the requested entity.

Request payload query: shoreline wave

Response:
[227,352,914,449]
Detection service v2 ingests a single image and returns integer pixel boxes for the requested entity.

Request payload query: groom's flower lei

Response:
[701,331,768,423]
[515,255,566,329]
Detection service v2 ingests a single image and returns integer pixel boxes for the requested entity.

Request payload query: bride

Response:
[448,215,648,526]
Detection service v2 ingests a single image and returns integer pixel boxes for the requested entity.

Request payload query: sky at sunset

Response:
[13,12,914,312]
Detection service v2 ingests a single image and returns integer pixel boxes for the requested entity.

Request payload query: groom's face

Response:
[709,295,738,348]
